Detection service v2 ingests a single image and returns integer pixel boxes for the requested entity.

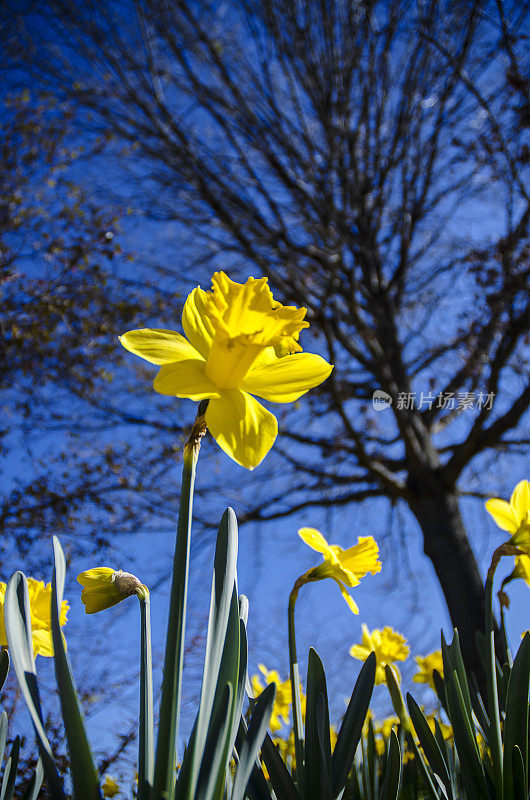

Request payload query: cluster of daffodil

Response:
[0,272,528,800]
[361,709,452,760]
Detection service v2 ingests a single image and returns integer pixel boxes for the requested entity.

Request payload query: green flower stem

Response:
[152,403,207,800]
[288,582,305,790]
[486,551,504,800]
[138,589,154,800]
[384,665,412,735]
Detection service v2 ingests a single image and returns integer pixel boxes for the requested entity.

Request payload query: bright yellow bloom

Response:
[349,624,409,685]
[413,650,444,691]
[0,579,68,657]
[77,568,147,614]
[120,272,333,470]
[297,528,381,614]
[101,776,120,798]
[251,665,292,732]
[486,479,530,555]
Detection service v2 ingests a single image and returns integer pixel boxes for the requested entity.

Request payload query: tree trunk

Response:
[408,481,506,698]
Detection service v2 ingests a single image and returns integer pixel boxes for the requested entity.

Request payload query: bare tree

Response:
[4,0,529,684]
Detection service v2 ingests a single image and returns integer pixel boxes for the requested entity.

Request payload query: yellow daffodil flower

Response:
[0,578,68,658]
[251,664,292,732]
[296,527,381,614]
[413,650,444,691]
[101,776,120,798]
[120,272,333,469]
[486,479,530,555]
[349,624,409,685]
[77,568,147,614]
[486,480,530,586]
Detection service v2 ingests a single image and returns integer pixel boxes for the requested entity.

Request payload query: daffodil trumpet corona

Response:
[120,272,333,469]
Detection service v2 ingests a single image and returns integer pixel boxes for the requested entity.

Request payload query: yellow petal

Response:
[510,480,530,527]
[336,581,359,614]
[182,287,216,359]
[328,562,360,588]
[298,527,334,557]
[205,389,278,470]
[375,665,388,685]
[31,629,54,657]
[77,567,115,588]
[119,329,202,365]
[349,644,370,660]
[485,498,519,533]
[81,587,124,614]
[242,353,333,403]
[153,360,221,400]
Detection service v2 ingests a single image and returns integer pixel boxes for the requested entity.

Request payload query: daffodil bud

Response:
[77,567,147,614]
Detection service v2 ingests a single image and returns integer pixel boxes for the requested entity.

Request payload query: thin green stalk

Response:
[288,583,305,792]
[486,554,503,800]
[151,404,207,800]
[138,589,154,800]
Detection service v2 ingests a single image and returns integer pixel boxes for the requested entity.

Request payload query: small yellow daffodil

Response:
[251,665,292,732]
[120,272,333,469]
[413,650,444,691]
[101,776,120,798]
[296,527,381,614]
[77,568,147,614]
[486,480,530,586]
[349,624,409,684]
[0,579,68,657]
[486,479,530,555]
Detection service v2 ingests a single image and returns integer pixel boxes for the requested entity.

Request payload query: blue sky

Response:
[2,3,529,773]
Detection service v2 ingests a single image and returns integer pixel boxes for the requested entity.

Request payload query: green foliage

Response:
[0,422,528,800]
